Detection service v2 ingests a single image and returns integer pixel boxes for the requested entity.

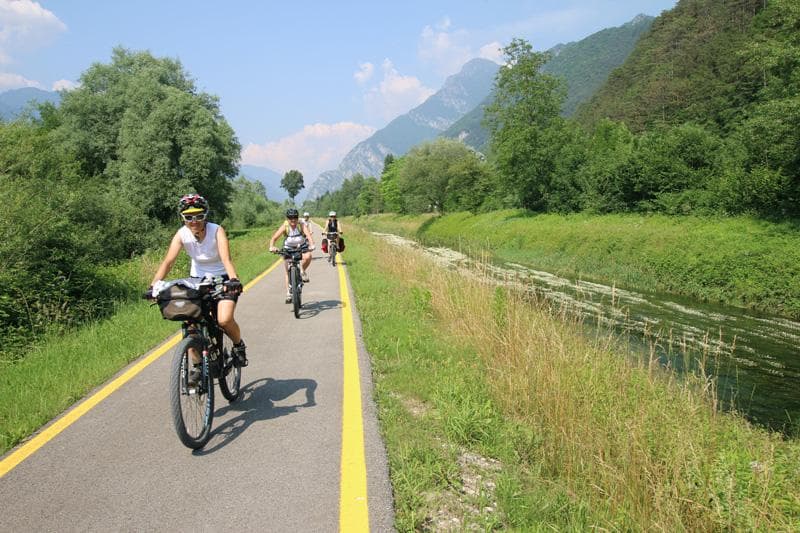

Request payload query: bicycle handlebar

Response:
[145,277,229,301]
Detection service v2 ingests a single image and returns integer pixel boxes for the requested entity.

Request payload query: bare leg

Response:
[216,300,241,344]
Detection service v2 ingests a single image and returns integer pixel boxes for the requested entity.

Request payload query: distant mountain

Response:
[239,164,288,202]
[441,14,654,150]
[0,87,60,120]
[306,58,499,199]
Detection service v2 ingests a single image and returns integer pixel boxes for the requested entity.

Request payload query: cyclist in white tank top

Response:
[151,194,248,366]
[269,208,316,303]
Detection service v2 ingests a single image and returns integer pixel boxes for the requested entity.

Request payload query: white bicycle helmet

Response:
[329,211,337,217]
[303,212,310,217]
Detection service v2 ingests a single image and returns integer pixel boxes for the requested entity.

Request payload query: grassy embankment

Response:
[345,225,800,530]
[356,211,800,319]
[0,227,276,456]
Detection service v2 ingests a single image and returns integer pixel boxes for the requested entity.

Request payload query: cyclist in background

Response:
[151,194,248,378]
[302,211,312,231]
[269,208,315,302]
[324,211,343,256]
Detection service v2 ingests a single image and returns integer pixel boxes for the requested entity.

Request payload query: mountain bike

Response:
[326,231,339,267]
[145,277,243,449]
[274,244,308,318]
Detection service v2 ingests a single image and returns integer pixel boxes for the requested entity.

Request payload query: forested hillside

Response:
[441,13,654,150]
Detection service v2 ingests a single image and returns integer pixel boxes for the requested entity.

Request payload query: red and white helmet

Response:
[179,194,208,214]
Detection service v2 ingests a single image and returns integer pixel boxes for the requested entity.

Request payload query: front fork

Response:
[182,323,220,379]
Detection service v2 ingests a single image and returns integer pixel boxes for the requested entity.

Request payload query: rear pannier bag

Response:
[321,238,328,253]
[157,284,203,321]
[338,237,345,252]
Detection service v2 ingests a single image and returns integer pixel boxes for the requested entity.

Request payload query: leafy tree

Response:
[485,38,567,211]
[0,121,131,354]
[281,169,305,202]
[380,155,405,213]
[398,138,492,214]
[577,119,636,212]
[225,176,281,228]
[356,177,383,215]
[54,47,240,228]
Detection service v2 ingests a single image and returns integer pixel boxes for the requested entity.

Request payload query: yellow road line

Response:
[0,258,282,479]
[338,261,370,532]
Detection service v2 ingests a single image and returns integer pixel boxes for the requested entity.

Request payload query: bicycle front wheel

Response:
[170,336,214,449]
[330,243,337,267]
[290,265,301,318]
[218,334,241,402]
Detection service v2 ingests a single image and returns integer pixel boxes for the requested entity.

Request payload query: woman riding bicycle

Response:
[324,211,343,253]
[269,208,315,303]
[151,194,248,372]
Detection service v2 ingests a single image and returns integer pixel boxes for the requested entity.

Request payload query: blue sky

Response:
[2,0,677,184]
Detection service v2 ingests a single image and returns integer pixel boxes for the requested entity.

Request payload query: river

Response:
[374,232,800,435]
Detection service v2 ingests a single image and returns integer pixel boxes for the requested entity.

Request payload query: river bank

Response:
[344,226,800,530]
[352,211,800,319]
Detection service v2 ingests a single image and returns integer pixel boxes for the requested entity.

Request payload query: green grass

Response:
[0,227,275,455]
[345,225,800,530]
[353,211,800,318]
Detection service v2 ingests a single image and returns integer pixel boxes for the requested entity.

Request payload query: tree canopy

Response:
[281,169,305,201]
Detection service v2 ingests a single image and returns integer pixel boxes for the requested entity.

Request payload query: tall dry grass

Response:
[368,229,800,530]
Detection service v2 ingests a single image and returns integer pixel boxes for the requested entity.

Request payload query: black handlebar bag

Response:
[157,284,204,321]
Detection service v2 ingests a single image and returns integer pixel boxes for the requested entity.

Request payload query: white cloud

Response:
[363,59,435,123]
[0,0,66,65]
[241,122,376,181]
[478,41,503,64]
[0,71,42,90]
[52,78,78,91]
[418,17,473,77]
[353,61,374,84]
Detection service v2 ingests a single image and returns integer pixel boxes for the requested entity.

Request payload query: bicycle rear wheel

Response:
[218,334,241,402]
[170,336,214,449]
[290,265,301,318]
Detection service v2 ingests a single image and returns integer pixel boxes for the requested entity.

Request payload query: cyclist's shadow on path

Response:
[298,299,341,319]
[195,376,317,455]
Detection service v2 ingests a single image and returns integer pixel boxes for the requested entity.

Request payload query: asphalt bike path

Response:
[0,224,393,532]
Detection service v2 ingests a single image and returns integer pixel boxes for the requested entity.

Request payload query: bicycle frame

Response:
[276,246,307,318]
[181,301,225,378]
[327,232,338,265]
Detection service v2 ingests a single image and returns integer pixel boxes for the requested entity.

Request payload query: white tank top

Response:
[178,222,227,278]
[284,222,306,249]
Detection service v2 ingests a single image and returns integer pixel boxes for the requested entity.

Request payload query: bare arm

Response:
[215,225,238,279]
[151,231,184,284]
[303,223,315,247]
[269,224,285,250]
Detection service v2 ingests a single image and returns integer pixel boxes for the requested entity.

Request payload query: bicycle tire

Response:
[218,334,241,402]
[330,243,337,267]
[170,335,214,449]
[290,265,301,318]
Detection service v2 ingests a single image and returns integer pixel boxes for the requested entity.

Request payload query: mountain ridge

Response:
[441,13,655,150]
[306,57,499,200]
[0,88,61,120]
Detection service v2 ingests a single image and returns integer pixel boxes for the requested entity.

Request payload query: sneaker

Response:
[285,291,292,303]
[232,341,248,367]
[301,270,309,283]
[187,365,202,387]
